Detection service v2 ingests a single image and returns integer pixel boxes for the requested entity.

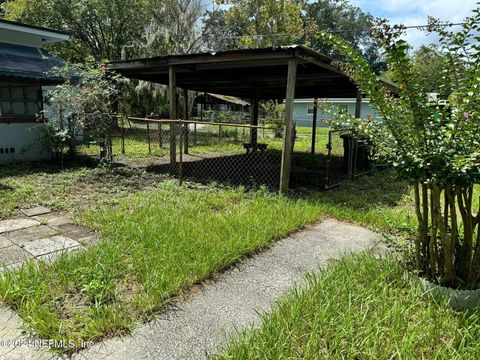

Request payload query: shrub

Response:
[319,10,480,287]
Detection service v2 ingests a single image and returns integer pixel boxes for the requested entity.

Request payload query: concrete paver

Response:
[23,236,81,257]
[0,219,40,234]
[0,245,33,266]
[5,225,59,247]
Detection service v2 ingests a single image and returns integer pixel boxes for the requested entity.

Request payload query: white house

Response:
[0,18,69,163]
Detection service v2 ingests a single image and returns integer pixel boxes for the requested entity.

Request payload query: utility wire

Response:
[225,22,467,40]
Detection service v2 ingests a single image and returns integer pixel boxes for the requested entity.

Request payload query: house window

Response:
[338,104,349,115]
[0,83,39,117]
[307,103,315,115]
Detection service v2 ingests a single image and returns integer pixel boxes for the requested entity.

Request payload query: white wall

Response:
[0,122,49,163]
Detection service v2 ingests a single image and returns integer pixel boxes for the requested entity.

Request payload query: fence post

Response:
[146,121,151,155]
[169,66,177,175]
[121,116,126,155]
[158,123,162,148]
[179,122,183,185]
[194,123,197,146]
[184,88,189,155]
[311,98,318,154]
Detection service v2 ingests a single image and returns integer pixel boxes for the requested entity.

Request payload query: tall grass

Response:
[214,253,480,359]
[0,182,321,350]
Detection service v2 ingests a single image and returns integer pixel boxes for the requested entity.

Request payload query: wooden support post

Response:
[355,89,362,118]
[352,89,362,180]
[279,58,297,194]
[169,66,177,175]
[311,98,318,154]
[183,88,189,154]
[250,88,259,146]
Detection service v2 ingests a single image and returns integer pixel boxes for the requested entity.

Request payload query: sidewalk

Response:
[74,219,382,360]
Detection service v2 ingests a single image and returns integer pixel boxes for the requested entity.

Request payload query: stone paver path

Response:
[0,207,100,359]
[0,206,98,271]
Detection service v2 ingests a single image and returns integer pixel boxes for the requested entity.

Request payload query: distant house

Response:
[0,18,69,163]
[293,98,378,127]
[194,93,249,120]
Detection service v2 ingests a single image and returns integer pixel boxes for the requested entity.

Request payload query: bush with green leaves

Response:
[43,59,126,163]
[318,9,480,287]
[260,100,285,138]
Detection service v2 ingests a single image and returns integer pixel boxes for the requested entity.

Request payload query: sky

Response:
[350,0,478,48]
[201,0,478,49]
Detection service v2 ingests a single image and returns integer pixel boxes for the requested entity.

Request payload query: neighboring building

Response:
[0,18,69,163]
[293,98,378,127]
[194,93,249,121]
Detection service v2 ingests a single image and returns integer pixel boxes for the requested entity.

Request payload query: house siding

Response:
[0,122,48,163]
[293,100,378,127]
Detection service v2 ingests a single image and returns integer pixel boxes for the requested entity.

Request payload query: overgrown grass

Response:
[214,253,480,359]
[0,160,165,219]
[0,183,322,350]
[295,126,331,136]
[311,170,416,236]
[3,153,472,355]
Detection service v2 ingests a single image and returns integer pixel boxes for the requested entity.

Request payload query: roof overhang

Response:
[0,19,70,47]
[110,45,398,100]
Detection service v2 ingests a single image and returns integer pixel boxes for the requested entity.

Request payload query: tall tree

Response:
[411,44,446,93]
[4,0,148,62]
[142,0,204,56]
[204,0,304,50]
[203,0,385,72]
[304,0,386,72]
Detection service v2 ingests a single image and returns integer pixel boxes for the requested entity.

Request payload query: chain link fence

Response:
[78,117,375,191]
[108,117,283,189]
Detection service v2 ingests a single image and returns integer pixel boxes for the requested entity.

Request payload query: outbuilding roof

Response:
[111,45,397,100]
[0,42,66,83]
[0,18,70,47]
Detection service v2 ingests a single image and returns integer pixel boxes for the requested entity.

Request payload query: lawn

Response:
[0,159,166,219]
[0,154,472,355]
[0,182,323,350]
[78,125,333,159]
[213,253,480,359]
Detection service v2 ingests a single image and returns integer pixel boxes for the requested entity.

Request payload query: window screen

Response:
[0,84,39,117]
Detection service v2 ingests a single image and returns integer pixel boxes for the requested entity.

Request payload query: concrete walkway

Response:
[73,219,383,360]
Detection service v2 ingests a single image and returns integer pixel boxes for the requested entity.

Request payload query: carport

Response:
[110,45,397,193]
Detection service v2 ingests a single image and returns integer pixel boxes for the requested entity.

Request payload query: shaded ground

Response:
[144,150,349,190]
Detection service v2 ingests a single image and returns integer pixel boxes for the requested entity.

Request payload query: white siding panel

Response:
[0,123,50,163]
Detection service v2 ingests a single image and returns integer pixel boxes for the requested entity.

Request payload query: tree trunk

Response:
[444,186,456,286]
[413,180,424,270]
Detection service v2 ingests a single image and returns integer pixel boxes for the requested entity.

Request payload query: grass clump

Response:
[0,182,321,351]
[214,253,480,359]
